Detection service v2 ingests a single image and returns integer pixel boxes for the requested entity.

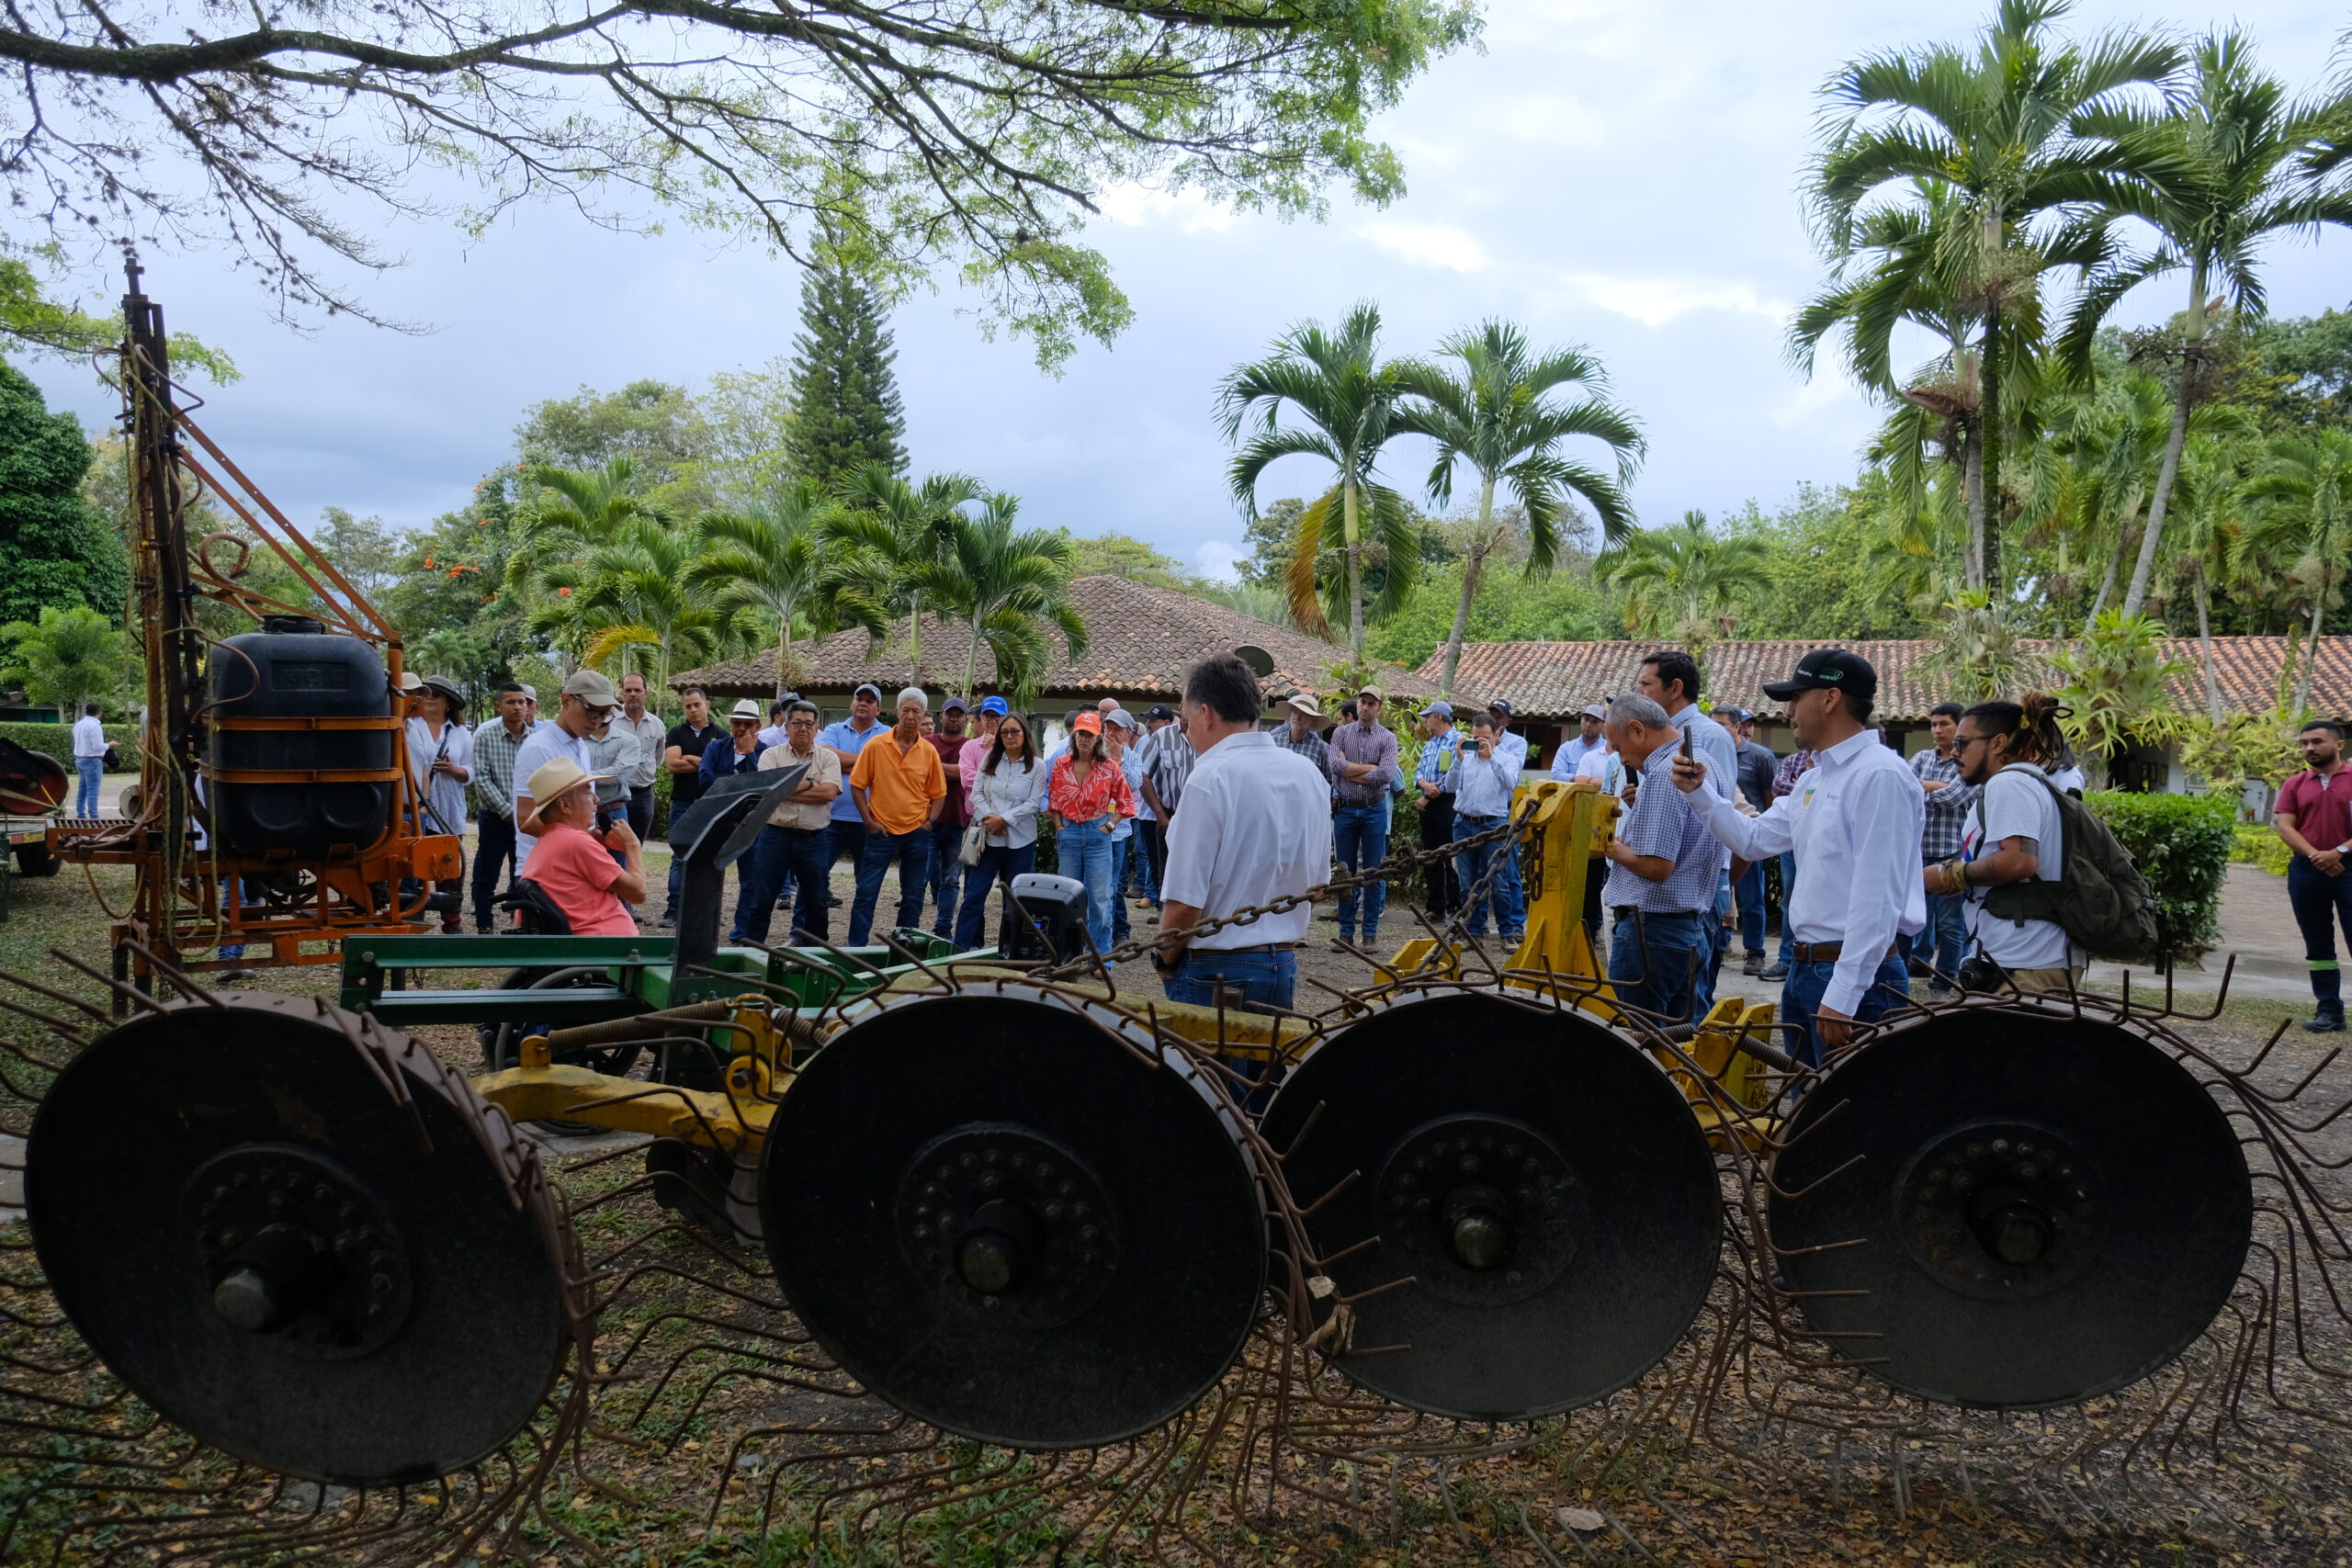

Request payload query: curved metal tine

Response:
[118,938,227,1006]
[41,948,171,1017]
[870,930,956,996]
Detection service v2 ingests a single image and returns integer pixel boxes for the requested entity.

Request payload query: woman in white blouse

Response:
[955,714,1048,949]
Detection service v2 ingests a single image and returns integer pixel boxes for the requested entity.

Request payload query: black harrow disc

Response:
[763,987,1267,1450]
[1259,988,1721,1420]
[28,993,577,1486]
[1770,1004,2253,1408]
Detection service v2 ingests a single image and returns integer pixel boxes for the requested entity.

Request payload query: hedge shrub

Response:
[2230,824,2293,876]
[0,720,136,763]
[2084,790,2236,964]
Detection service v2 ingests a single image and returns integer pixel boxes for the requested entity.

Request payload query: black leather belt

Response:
[1611,907,1704,920]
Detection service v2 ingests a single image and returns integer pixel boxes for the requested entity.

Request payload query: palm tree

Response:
[1217,302,1417,657]
[2240,428,2352,717]
[539,523,722,700]
[2161,434,2258,721]
[509,457,669,670]
[687,479,831,698]
[2057,30,2352,617]
[815,464,986,676]
[1391,321,1644,696]
[1807,0,2181,592]
[0,605,129,714]
[908,494,1091,700]
[1598,511,1773,657]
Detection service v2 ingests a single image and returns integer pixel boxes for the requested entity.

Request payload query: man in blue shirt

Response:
[819,682,888,901]
[1444,712,1524,945]
[1549,703,1608,782]
[1636,651,1738,1013]
[1599,694,1722,1021]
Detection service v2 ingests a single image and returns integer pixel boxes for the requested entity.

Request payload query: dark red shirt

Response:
[2278,765,2352,862]
[926,735,971,830]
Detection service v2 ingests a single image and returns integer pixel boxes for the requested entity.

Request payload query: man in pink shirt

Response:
[958,696,1008,813]
[515,757,645,937]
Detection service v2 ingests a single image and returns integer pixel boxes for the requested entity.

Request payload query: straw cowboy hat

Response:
[521,756,614,831]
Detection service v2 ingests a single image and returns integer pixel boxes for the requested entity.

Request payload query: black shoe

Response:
[2304,1010,2347,1034]
[1741,952,1765,976]
[1759,963,1790,982]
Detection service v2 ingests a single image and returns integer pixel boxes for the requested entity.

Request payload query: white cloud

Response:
[1551,272,1792,328]
[1360,220,1487,274]
[1092,183,1236,234]
[1192,540,1244,584]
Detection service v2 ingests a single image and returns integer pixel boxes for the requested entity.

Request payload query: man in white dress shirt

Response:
[1672,649,1923,1066]
[1152,654,1331,1015]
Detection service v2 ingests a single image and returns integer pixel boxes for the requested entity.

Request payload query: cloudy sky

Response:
[21,0,2352,582]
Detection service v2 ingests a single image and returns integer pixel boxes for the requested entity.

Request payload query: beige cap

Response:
[561,669,619,707]
[520,756,612,830]
[1357,683,1385,702]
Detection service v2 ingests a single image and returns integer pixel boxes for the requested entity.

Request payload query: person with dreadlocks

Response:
[1929,694,2079,996]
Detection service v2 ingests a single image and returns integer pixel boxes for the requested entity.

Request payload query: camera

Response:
[1957,951,2007,994]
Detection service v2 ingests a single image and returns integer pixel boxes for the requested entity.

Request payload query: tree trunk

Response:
[1341,473,1366,660]
[2084,504,2132,635]
[2124,278,2204,618]
[2193,569,2223,723]
[1439,476,1498,697]
[963,612,985,704]
[1979,299,2003,595]
[907,590,923,682]
[1961,402,1986,593]
[2295,592,2324,719]
[775,614,794,701]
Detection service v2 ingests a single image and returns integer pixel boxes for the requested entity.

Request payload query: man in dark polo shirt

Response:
[658,685,723,926]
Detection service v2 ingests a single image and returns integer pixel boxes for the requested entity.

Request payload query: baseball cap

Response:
[1146,704,1174,721]
[978,695,1010,716]
[518,682,538,703]
[1761,649,1879,705]
[1581,702,1608,720]
[854,682,883,701]
[1488,697,1515,716]
[1070,710,1102,735]
[561,669,619,708]
[1357,682,1385,701]
[942,694,969,713]
[1713,704,1754,723]
[1103,708,1136,731]
[1421,699,1453,719]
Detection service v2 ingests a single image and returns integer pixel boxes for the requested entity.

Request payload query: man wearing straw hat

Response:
[513,756,645,936]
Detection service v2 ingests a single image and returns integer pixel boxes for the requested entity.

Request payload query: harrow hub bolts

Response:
[1443,1185,1512,1271]
[956,1200,1046,1295]
[210,1223,337,1334]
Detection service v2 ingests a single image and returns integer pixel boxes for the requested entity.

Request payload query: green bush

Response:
[2230,823,2293,876]
[0,720,137,767]
[2085,790,2235,963]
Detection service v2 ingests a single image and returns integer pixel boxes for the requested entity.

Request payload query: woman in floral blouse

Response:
[1047,710,1136,954]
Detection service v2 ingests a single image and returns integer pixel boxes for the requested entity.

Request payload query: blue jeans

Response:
[926,823,965,937]
[75,756,103,818]
[849,828,931,945]
[1333,804,1389,940]
[1453,815,1525,941]
[1607,910,1706,1021]
[956,842,1036,951]
[1132,820,1161,903]
[1057,823,1117,955]
[1775,852,1799,969]
[1691,870,1733,1017]
[1733,861,1766,956]
[2288,856,2352,1012]
[1783,952,1914,1068]
[736,824,830,946]
[1110,836,1132,944]
[1162,948,1298,1011]
[1915,882,1970,990]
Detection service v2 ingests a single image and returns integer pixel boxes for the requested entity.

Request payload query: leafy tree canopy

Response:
[0,359,129,627]
[1368,557,1615,671]
[1063,533,1189,586]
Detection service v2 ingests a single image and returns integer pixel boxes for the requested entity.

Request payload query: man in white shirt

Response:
[1550,703,1609,782]
[70,703,107,817]
[614,673,669,841]
[1152,654,1331,1017]
[1929,696,2078,995]
[513,669,616,874]
[1673,649,1924,1066]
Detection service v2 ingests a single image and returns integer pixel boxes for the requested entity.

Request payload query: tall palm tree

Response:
[2058,30,2352,617]
[1216,301,1416,658]
[908,494,1091,700]
[1807,0,2181,592]
[1598,511,1773,656]
[816,464,986,676]
[687,479,831,698]
[509,457,670,670]
[2161,434,2258,721]
[1391,321,1645,696]
[541,522,723,699]
[2241,428,2352,717]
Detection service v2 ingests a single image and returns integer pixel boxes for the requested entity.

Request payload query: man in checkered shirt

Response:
[1908,701,1980,996]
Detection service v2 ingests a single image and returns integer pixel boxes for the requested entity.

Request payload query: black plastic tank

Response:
[206,615,395,858]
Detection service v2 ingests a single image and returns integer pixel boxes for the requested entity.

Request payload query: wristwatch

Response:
[1149,944,1183,974]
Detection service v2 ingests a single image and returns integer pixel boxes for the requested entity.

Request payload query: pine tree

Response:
[786,265,908,489]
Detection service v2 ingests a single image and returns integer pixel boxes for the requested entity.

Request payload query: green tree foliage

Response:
[1218,301,1419,656]
[815,465,986,675]
[1394,320,1643,695]
[1,254,238,380]
[1724,487,1935,640]
[379,471,538,702]
[686,482,833,698]
[786,265,909,490]
[2244,310,2352,430]
[311,507,403,610]
[1367,558,1616,671]
[515,383,714,508]
[2239,426,2352,716]
[0,359,129,627]
[2050,609,2188,784]
[1599,511,1773,659]
[1062,533,1188,586]
[910,495,1091,699]
[0,604,129,713]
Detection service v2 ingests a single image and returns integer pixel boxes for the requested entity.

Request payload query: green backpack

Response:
[1979,771,2162,964]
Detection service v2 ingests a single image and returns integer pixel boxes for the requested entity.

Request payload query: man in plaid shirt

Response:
[1908,701,1980,995]
[469,682,533,931]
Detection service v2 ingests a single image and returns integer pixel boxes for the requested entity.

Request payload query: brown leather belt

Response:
[1790,940,1900,964]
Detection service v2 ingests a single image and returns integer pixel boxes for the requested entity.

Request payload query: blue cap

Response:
[1421,700,1453,718]
[978,695,1010,716]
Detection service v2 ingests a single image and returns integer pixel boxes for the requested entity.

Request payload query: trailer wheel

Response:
[15,843,58,877]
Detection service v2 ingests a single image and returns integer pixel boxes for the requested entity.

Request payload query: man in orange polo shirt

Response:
[847,686,949,943]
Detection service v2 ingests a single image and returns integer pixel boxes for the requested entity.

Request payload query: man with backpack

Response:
[1931,694,2158,995]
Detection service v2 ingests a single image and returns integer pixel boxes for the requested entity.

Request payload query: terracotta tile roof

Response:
[673,574,1451,706]
[1421,637,2352,724]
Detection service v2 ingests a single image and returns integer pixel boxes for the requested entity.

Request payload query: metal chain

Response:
[1040,800,1541,979]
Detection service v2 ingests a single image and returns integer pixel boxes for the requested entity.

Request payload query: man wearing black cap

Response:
[1672,649,1925,1066]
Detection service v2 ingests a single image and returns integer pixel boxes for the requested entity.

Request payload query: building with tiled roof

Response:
[672,574,1452,713]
